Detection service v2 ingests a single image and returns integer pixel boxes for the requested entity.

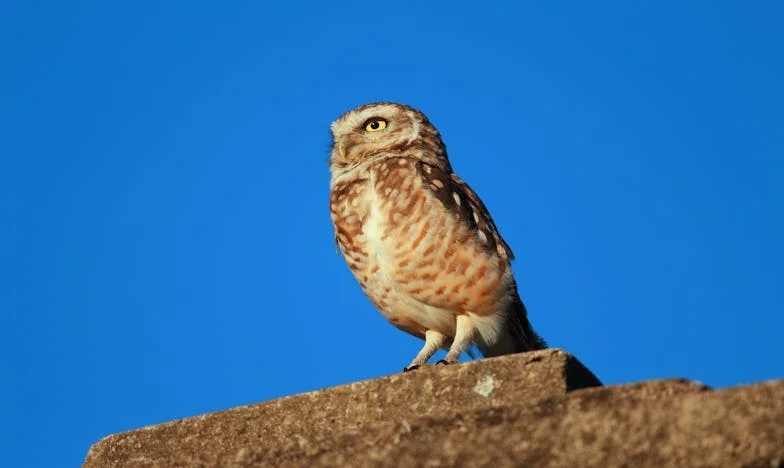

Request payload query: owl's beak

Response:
[336,135,348,160]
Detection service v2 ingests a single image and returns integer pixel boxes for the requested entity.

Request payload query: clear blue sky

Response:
[2,2,782,466]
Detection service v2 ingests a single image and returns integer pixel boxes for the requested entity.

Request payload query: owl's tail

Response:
[483,294,547,357]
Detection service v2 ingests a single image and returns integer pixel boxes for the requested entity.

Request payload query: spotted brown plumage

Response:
[328,102,546,370]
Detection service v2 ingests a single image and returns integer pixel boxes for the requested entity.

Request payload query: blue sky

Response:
[2,1,782,466]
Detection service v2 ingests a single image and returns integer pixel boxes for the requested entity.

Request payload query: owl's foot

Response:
[404,330,449,373]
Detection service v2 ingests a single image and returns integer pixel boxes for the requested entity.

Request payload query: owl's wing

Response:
[416,161,515,262]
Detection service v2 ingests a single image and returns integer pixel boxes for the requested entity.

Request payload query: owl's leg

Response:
[442,314,477,364]
[404,330,448,372]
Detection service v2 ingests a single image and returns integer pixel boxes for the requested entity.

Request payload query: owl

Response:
[328,102,546,371]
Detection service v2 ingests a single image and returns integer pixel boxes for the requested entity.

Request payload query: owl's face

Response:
[329,102,450,178]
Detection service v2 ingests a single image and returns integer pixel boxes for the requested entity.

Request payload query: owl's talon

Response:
[403,365,421,372]
[435,359,450,366]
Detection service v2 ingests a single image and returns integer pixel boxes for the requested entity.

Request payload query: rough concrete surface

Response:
[83,349,784,467]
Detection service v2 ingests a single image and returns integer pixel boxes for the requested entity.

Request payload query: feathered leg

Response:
[443,314,477,364]
[404,329,448,371]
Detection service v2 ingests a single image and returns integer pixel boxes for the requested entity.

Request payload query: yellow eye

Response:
[364,118,387,132]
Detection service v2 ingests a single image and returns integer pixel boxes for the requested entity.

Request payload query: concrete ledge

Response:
[84,350,784,467]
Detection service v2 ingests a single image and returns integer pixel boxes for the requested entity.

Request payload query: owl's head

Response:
[329,102,451,176]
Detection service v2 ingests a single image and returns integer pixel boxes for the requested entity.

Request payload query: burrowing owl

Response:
[329,102,546,371]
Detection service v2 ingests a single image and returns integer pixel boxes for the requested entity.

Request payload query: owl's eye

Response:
[364,118,388,132]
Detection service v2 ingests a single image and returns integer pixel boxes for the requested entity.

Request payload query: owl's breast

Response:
[330,159,421,291]
[330,157,511,338]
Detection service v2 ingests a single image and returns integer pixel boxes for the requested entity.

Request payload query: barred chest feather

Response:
[329,156,514,343]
